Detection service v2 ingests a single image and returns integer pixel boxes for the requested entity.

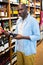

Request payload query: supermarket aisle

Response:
[34,40,43,65]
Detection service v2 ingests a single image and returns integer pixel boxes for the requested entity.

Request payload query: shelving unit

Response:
[0,0,42,65]
[28,0,41,23]
[0,0,18,65]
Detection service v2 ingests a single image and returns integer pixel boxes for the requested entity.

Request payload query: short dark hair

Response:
[21,3,27,9]
[18,3,27,10]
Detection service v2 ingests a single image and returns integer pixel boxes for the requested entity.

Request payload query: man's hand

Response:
[14,34,23,39]
[1,30,10,37]
[14,34,30,40]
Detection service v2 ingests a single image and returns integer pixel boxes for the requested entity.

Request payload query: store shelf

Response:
[0,44,16,56]
[11,45,15,49]
[1,17,10,20]
[11,39,16,43]
[0,1,8,4]
[0,47,10,56]
[12,56,17,64]
[35,3,40,6]
[4,43,9,49]
[10,2,19,6]
[0,17,18,20]
[35,12,40,14]
[10,17,18,19]
[31,14,36,18]
[0,0,18,65]
[29,4,35,8]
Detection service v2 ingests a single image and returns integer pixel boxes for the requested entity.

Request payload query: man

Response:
[0,3,40,65]
[13,3,40,65]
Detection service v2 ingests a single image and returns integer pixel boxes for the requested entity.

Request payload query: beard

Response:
[19,13,24,17]
[18,10,28,20]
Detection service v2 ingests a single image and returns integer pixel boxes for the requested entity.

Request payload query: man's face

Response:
[18,5,25,17]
